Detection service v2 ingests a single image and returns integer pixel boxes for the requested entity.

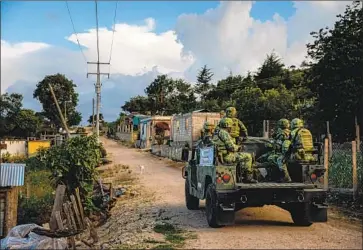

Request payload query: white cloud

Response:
[1,1,349,122]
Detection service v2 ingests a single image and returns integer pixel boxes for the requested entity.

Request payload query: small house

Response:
[171,109,221,148]
[139,116,172,149]
[0,163,25,238]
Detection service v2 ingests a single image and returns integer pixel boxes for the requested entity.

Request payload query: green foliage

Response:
[306,1,363,141]
[1,152,27,163]
[196,65,214,101]
[88,113,104,124]
[33,73,82,128]
[255,52,285,89]
[37,135,102,212]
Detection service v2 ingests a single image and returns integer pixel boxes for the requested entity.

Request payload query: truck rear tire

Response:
[205,184,224,228]
[185,179,199,210]
[290,202,313,227]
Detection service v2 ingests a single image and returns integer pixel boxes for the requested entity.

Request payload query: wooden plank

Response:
[74,188,85,224]
[352,141,358,200]
[66,202,77,231]
[50,185,66,231]
[54,211,64,230]
[324,138,329,191]
[70,195,83,230]
[63,203,76,249]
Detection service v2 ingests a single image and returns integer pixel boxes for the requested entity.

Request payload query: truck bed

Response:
[235,182,315,189]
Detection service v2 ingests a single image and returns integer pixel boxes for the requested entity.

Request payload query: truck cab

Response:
[183,137,328,228]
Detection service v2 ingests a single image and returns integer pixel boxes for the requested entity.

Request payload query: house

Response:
[0,163,25,238]
[139,116,172,149]
[171,109,221,148]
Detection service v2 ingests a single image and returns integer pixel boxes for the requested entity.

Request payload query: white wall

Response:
[1,140,27,156]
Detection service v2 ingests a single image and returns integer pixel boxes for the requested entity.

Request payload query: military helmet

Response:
[220,110,226,118]
[219,118,233,128]
[291,118,304,130]
[225,107,237,118]
[203,121,215,131]
[277,118,290,129]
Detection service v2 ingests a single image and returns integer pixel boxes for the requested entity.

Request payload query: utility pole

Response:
[87,62,110,142]
[92,97,95,131]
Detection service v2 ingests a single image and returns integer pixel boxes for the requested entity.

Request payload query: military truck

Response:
[182,137,328,228]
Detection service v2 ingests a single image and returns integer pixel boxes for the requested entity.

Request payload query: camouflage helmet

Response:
[291,118,304,130]
[203,121,215,131]
[220,110,226,118]
[277,118,290,129]
[225,107,237,118]
[219,118,233,128]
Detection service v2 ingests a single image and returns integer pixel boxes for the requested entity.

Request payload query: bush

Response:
[1,152,27,163]
[18,170,54,225]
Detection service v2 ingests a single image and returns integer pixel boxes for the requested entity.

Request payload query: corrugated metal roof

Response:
[0,163,25,187]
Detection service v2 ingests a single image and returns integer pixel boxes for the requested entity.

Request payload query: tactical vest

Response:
[230,118,240,138]
[274,129,290,152]
[291,128,314,153]
[212,131,228,155]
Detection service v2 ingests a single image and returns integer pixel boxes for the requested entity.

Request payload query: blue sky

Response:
[2,1,295,50]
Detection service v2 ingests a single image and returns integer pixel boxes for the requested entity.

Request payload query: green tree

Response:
[88,113,104,125]
[33,74,82,129]
[12,109,42,138]
[306,1,363,141]
[0,93,23,137]
[255,52,285,90]
[121,95,150,113]
[196,65,214,101]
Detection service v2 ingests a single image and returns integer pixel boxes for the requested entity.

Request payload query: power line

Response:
[95,0,100,63]
[65,1,88,63]
[108,1,118,64]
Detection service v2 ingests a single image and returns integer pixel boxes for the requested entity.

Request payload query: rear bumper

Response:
[216,187,327,206]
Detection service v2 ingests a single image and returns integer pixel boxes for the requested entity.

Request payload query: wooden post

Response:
[326,121,332,158]
[324,138,329,191]
[70,195,83,229]
[352,141,358,200]
[355,116,360,152]
[50,185,66,231]
[263,120,267,138]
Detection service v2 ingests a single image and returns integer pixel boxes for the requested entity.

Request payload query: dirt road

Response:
[102,138,362,249]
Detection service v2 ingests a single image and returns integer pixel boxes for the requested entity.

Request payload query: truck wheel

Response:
[205,183,223,228]
[290,203,313,227]
[185,179,199,210]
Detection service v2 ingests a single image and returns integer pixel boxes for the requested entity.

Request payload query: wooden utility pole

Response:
[352,141,358,200]
[48,84,70,137]
[324,138,329,191]
[87,62,110,142]
[326,121,332,158]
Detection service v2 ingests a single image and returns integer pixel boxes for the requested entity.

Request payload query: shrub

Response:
[1,152,27,163]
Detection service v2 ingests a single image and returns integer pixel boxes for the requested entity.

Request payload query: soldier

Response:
[213,118,257,183]
[200,121,215,146]
[288,118,315,162]
[260,118,292,182]
[225,107,248,144]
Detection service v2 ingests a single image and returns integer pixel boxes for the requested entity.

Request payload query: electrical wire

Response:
[65,1,88,63]
[108,1,118,64]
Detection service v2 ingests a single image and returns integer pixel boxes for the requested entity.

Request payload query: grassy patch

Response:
[165,234,185,245]
[154,223,179,234]
[144,239,165,244]
[153,223,187,248]
[151,244,175,249]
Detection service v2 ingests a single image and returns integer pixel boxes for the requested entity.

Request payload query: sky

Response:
[1,1,350,124]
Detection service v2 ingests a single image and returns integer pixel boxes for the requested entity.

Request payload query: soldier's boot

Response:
[244,171,258,184]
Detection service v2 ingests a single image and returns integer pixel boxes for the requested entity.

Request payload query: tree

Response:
[12,109,42,138]
[0,93,23,137]
[33,73,82,129]
[306,1,363,141]
[196,65,214,101]
[255,52,285,90]
[121,95,150,113]
[88,113,104,125]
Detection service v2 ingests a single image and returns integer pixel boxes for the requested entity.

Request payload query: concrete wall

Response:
[140,116,172,149]
[116,124,134,142]
[151,144,192,162]
[28,140,51,157]
[171,112,221,146]
[1,140,26,156]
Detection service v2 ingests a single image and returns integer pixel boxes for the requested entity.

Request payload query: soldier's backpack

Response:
[292,128,314,153]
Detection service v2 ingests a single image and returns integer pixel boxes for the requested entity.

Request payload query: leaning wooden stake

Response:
[352,141,358,200]
[50,185,66,231]
[324,138,329,191]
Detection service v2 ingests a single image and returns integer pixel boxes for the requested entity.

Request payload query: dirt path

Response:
[102,138,362,249]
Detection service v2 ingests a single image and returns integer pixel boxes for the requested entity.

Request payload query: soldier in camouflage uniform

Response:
[259,118,292,182]
[288,118,315,162]
[199,121,215,147]
[214,110,226,136]
[225,107,248,145]
[213,118,257,183]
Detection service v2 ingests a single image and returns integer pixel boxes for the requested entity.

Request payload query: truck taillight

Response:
[222,174,231,183]
[310,173,317,182]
